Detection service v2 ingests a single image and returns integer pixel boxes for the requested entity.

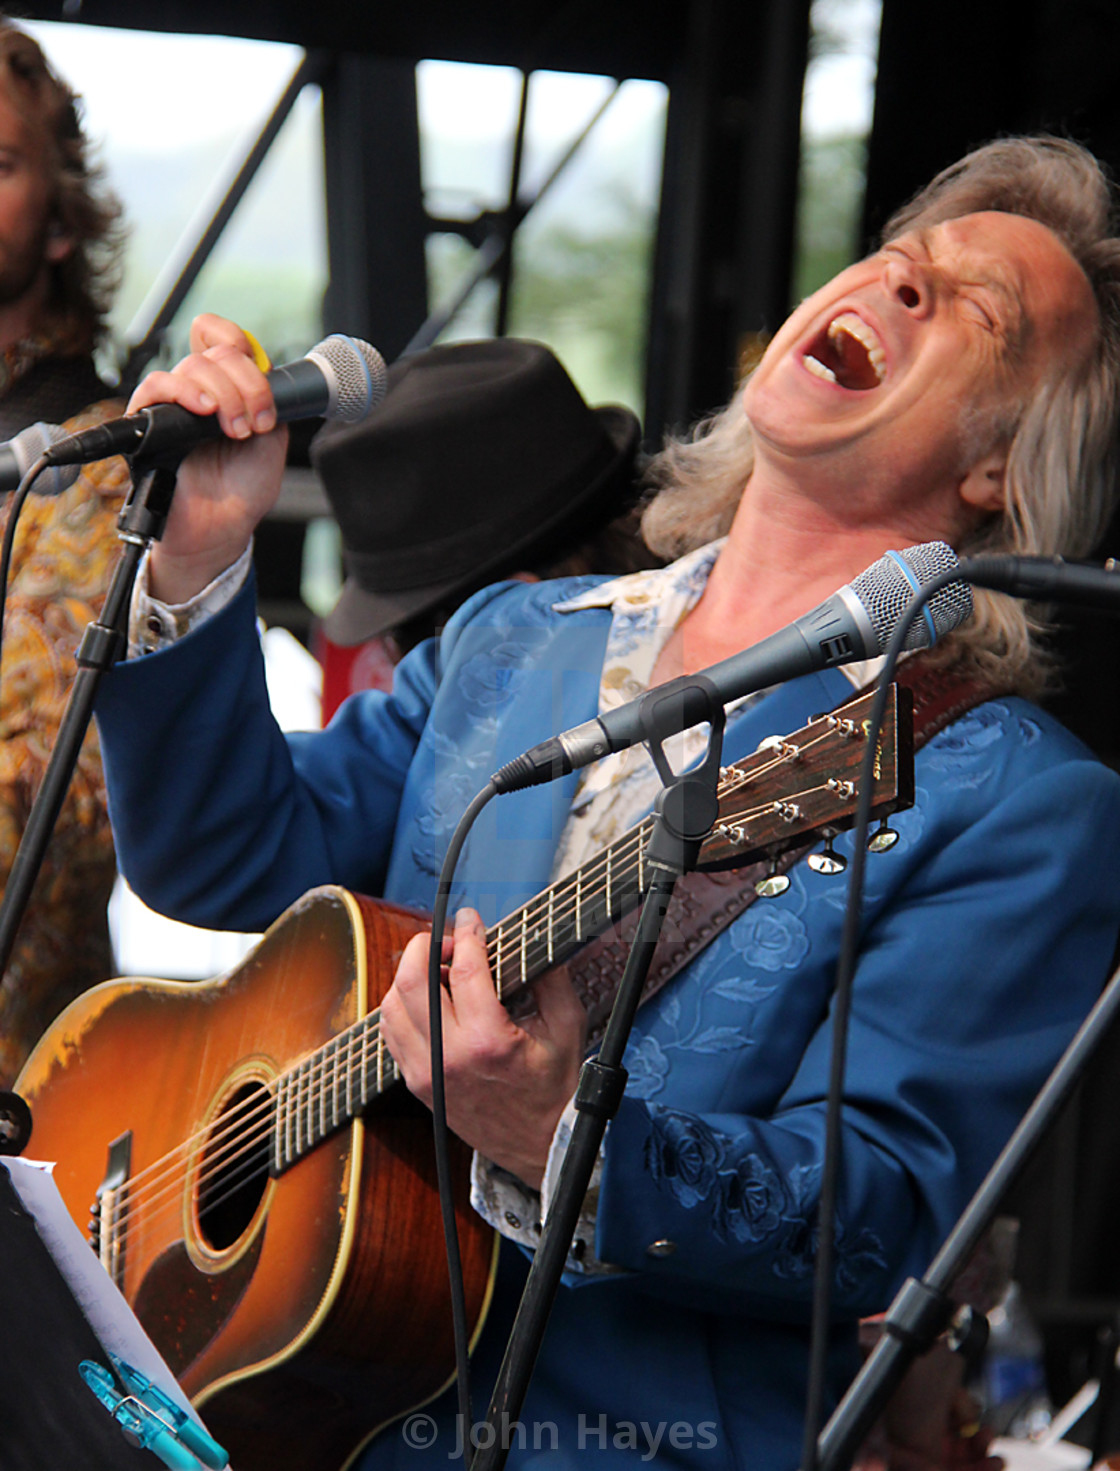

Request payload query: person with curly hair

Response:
[0,14,128,1086]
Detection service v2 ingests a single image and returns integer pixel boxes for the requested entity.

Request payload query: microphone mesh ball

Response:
[852,541,973,651]
[310,336,389,421]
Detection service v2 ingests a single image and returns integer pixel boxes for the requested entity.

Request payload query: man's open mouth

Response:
[803,312,886,390]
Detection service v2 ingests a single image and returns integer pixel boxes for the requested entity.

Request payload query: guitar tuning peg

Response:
[867,817,900,853]
[754,860,791,899]
[807,831,847,876]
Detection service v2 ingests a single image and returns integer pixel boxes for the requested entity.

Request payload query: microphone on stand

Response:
[42,335,389,468]
[493,540,973,794]
[0,422,81,496]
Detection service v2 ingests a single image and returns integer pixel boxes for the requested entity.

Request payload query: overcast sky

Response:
[22,14,878,158]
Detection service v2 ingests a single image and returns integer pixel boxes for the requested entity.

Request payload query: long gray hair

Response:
[641,136,1120,697]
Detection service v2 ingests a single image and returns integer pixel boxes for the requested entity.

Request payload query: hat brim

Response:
[322,402,641,646]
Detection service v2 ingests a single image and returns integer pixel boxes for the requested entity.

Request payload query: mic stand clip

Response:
[470,677,726,1471]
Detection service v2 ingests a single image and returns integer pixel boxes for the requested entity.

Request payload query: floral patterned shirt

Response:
[0,349,127,1086]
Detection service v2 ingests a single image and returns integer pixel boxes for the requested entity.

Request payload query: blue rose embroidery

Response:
[645,1109,724,1208]
[774,1214,888,1294]
[714,1151,785,1244]
[411,768,479,875]
[457,637,546,713]
[625,1035,671,1100]
[729,908,810,972]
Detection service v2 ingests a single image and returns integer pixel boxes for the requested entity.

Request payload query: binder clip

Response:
[79,1354,228,1470]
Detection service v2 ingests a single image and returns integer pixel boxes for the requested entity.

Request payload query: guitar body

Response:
[16,887,498,1471]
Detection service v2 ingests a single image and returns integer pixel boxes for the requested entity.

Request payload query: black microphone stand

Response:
[814,949,1120,1471]
[0,453,180,981]
[469,679,727,1471]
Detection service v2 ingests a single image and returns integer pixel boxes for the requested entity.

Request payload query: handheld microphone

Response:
[493,540,973,794]
[960,553,1120,611]
[0,422,81,496]
[43,335,389,468]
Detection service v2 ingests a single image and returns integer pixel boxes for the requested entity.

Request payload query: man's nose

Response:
[884,257,934,316]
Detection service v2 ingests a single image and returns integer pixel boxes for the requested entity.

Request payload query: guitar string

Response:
[104,724,872,1244]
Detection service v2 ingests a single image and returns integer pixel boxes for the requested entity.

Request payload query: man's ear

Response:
[45,221,73,264]
[958,447,1007,515]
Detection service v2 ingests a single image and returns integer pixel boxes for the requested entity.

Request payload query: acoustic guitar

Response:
[15,685,911,1471]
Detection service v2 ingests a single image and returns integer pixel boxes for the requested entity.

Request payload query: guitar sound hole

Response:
[197,1080,270,1251]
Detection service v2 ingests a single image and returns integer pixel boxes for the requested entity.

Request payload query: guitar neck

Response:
[269,817,655,1173]
[485,814,656,1004]
[272,1011,401,1172]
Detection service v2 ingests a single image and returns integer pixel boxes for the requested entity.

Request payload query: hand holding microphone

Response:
[44,325,388,468]
[63,315,387,605]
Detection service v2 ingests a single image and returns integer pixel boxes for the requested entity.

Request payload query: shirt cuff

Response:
[469,1099,624,1278]
[128,544,254,657]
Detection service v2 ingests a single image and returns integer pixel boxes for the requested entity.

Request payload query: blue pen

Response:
[110,1355,229,1469]
[79,1360,200,1470]
[79,1359,229,1471]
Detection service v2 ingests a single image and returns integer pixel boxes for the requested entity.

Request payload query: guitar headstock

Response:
[698,684,914,870]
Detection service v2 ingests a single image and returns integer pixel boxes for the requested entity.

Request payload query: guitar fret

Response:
[547,887,555,964]
[606,847,612,915]
[274,1075,285,1171]
[290,1064,301,1159]
[575,870,582,941]
[520,909,528,985]
[376,1025,385,1094]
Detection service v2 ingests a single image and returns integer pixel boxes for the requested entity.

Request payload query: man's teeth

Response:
[805,355,837,383]
[827,312,886,384]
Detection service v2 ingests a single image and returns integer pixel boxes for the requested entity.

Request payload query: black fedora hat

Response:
[311,338,641,645]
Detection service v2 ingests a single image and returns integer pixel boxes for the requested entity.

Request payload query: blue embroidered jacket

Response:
[96,572,1120,1470]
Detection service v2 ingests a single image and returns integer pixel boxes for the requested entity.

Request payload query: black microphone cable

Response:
[799,560,983,1471]
[0,453,59,673]
[425,780,501,1469]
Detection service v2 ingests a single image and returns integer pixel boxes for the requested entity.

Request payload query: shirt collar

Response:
[552,539,726,617]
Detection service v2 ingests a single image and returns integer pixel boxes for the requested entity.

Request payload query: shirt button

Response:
[646,1239,677,1258]
[504,1211,521,1230]
[145,614,164,636]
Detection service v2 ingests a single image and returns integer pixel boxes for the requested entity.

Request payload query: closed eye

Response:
[963,297,999,331]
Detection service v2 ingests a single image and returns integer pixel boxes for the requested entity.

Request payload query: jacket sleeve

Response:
[591,750,1120,1322]
[96,572,441,931]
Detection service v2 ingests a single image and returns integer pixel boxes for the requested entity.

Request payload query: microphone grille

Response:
[309,335,389,422]
[852,540,973,652]
[16,422,81,496]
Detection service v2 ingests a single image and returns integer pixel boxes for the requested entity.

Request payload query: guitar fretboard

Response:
[269,811,659,1173]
